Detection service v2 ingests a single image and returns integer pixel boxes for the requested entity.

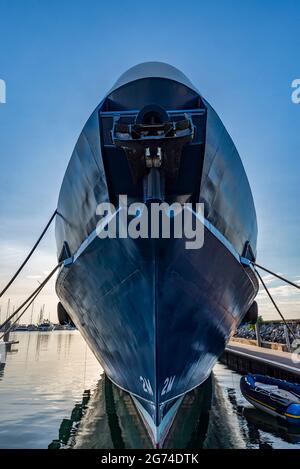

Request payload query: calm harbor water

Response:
[0,331,299,449]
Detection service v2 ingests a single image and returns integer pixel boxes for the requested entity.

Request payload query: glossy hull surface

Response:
[55,62,259,444]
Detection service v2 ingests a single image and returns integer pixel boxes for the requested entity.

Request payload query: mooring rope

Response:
[251,261,300,290]
[0,210,57,298]
[254,268,297,342]
[0,262,61,335]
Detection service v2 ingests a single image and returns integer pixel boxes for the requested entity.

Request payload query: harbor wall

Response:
[220,348,300,383]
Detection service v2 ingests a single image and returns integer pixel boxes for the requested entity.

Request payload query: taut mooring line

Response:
[0,262,61,333]
[252,261,300,290]
[255,268,297,342]
[0,210,57,298]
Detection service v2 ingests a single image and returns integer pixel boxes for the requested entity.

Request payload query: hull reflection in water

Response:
[49,375,213,449]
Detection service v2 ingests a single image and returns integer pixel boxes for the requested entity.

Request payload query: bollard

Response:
[284,324,291,352]
[3,321,11,343]
[0,341,6,363]
[255,322,262,347]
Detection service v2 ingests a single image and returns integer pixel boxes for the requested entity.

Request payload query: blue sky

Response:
[0,0,299,322]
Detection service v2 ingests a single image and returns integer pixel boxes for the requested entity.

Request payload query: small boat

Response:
[63,323,76,331]
[37,320,54,332]
[240,374,300,426]
[53,324,65,331]
[53,323,76,331]
[13,324,28,331]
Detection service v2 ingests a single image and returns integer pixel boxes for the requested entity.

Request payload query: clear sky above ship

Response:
[0,0,299,322]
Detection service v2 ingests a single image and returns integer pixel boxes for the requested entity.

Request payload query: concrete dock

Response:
[221,341,300,381]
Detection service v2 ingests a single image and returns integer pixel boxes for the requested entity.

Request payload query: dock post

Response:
[3,321,11,343]
[284,324,291,352]
[0,341,6,363]
[255,322,262,347]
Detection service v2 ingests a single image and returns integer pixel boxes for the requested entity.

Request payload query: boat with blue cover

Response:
[241,374,300,425]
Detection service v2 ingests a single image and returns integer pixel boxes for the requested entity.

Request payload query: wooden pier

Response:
[221,341,300,382]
